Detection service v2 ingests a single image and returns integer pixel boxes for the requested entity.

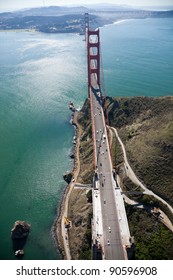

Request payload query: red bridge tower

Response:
[87,29,100,97]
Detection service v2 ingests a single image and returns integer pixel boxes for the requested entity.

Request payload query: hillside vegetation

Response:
[126,205,173,259]
[105,96,173,207]
[77,99,94,184]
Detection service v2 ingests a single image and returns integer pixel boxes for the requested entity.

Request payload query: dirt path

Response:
[123,193,173,233]
[55,111,82,259]
[108,126,173,232]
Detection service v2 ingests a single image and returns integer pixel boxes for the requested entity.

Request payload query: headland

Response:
[55,96,173,260]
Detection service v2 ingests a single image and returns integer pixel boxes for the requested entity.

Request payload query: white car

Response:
[107,239,110,245]
[108,227,111,233]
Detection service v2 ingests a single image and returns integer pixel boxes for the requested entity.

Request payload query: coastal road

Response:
[90,87,125,259]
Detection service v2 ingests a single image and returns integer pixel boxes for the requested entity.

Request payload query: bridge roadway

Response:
[90,87,126,260]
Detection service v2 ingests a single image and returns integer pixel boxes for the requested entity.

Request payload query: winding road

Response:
[109,126,173,231]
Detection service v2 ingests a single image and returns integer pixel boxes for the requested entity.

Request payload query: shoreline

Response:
[100,18,135,29]
[0,28,78,35]
[53,110,81,259]
[0,28,37,33]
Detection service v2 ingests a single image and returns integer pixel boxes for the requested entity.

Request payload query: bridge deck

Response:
[90,86,131,259]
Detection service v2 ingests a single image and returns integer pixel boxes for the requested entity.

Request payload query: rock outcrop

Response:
[63,172,73,184]
[11,221,31,240]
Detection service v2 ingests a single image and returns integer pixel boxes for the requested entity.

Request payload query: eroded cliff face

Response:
[77,98,94,184]
[105,96,173,208]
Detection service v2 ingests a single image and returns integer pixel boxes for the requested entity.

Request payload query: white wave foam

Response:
[113,19,135,25]
[101,18,135,29]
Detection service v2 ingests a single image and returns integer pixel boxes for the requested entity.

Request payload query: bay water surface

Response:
[0,17,172,259]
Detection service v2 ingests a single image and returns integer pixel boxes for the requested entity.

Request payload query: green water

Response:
[0,32,86,259]
[101,18,173,97]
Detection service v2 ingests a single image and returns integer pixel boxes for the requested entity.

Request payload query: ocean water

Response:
[0,17,173,260]
[0,32,86,260]
[100,18,173,97]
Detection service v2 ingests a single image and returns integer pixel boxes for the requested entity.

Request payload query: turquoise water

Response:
[0,17,173,260]
[0,32,86,260]
[101,18,173,97]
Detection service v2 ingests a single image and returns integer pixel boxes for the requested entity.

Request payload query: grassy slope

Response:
[77,98,94,184]
[105,96,173,207]
[126,205,173,260]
